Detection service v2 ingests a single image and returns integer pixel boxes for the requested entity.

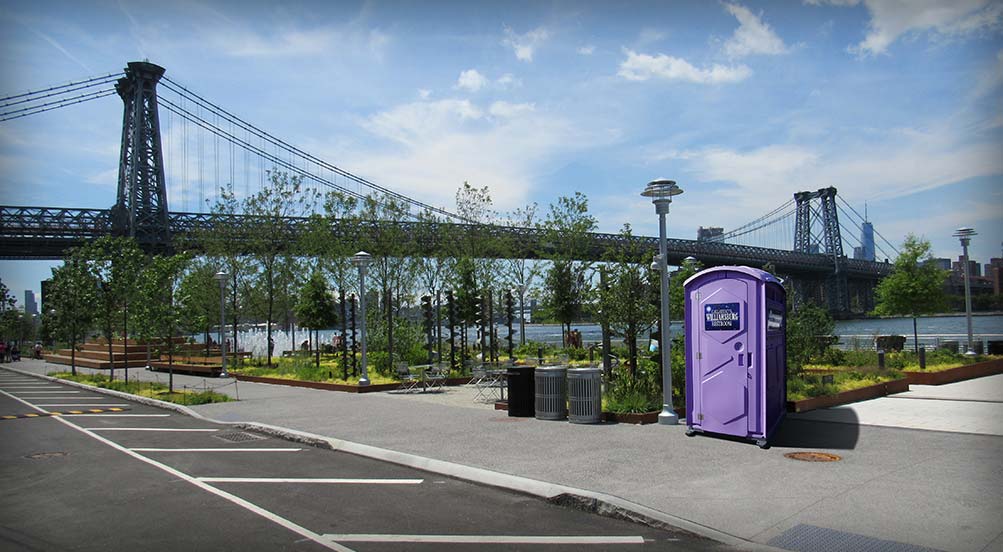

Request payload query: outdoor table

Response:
[487,368,508,401]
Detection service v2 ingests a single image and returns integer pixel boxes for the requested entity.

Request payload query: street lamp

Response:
[214,271,228,377]
[350,251,373,386]
[953,228,977,356]
[641,178,683,425]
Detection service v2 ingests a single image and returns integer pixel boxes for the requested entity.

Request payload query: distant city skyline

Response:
[1,1,1001,297]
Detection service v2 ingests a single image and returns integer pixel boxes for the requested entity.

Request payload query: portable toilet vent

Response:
[683,266,786,448]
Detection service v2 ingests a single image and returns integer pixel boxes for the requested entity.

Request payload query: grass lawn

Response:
[51,372,232,405]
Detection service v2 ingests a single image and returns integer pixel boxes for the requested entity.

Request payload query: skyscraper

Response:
[853,221,875,262]
[24,290,38,316]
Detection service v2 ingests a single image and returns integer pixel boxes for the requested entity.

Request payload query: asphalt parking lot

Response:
[0,370,730,551]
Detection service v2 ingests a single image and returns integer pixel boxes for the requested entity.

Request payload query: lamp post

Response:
[351,251,373,386]
[641,178,683,425]
[214,271,228,376]
[953,228,977,356]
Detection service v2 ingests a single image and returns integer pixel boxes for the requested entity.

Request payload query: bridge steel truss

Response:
[0,205,890,313]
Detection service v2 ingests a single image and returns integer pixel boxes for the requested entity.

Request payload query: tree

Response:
[77,236,146,381]
[540,192,597,347]
[0,278,19,343]
[295,271,337,370]
[669,258,703,321]
[786,303,835,376]
[873,235,948,353]
[175,259,221,356]
[133,254,189,391]
[502,203,543,345]
[47,258,98,376]
[244,170,314,366]
[596,225,658,376]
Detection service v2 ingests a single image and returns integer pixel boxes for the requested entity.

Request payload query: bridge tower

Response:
[111,61,170,247]
[793,187,848,313]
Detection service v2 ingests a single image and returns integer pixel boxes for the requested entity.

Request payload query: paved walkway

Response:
[10,359,1003,552]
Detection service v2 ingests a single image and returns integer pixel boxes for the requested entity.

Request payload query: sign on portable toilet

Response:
[683,266,786,448]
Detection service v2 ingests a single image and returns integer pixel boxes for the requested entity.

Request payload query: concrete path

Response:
[10,359,1003,552]
[796,374,1003,436]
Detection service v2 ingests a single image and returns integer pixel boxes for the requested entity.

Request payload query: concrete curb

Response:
[3,366,782,551]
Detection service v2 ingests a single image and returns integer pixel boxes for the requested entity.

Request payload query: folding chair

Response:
[394,362,421,393]
[423,363,447,393]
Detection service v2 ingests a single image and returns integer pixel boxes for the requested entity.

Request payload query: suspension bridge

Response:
[0,61,894,314]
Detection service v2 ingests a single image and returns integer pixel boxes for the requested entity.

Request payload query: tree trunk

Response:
[70,333,77,377]
[519,291,526,346]
[123,302,128,384]
[266,269,274,367]
[913,316,919,354]
[231,272,238,354]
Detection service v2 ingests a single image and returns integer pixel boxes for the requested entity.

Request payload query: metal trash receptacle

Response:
[567,368,602,424]
[988,341,1003,355]
[535,366,567,420]
[939,340,959,353]
[507,366,535,417]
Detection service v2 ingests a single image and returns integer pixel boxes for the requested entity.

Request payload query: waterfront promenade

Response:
[6,359,1003,551]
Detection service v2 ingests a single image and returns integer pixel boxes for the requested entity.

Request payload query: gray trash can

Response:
[568,367,602,424]
[535,366,567,421]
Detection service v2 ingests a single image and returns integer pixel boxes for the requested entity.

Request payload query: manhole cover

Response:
[784,451,842,462]
[214,431,266,443]
[26,451,68,460]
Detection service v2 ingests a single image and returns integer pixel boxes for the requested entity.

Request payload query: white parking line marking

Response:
[89,428,219,432]
[21,397,110,400]
[322,534,645,544]
[131,448,301,452]
[11,391,80,394]
[0,388,354,552]
[198,477,423,484]
[1,386,65,388]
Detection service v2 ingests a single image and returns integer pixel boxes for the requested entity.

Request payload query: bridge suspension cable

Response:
[706,198,795,243]
[0,71,122,122]
[159,77,471,223]
[836,195,900,258]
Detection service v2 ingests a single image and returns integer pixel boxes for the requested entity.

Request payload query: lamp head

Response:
[214,271,228,282]
[350,251,373,268]
[641,179,683,201]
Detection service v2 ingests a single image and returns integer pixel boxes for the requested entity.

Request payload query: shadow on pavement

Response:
[769,414,860,450]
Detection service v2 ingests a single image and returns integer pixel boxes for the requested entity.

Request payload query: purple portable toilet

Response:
[683,266,786,448]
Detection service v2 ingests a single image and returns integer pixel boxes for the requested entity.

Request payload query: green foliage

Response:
[669,258,703,320]
[604,359,662,413]
[874,235,948,317]
[131,254,190,359]
[47,258,99,375]
[595,225,657,374]
[295,271,337,330]
[52,372,232,405]
[786,303,836,375]
[787,370,904,401]
[0,278,28,342]
[77,236,147,348]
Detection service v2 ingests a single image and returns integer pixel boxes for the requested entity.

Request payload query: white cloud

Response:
[488,101,535,118]
[418,89,432,100]
[577,45,596,55]
[618,49,752,84]
[502,25,549,62]
[807,0,1003,56]
[496,73,522,88]
[722,3,789,58]
[456,69,488,92]
[352,99,605,210]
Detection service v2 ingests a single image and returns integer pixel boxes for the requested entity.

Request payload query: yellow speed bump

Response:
[1,408,131,420]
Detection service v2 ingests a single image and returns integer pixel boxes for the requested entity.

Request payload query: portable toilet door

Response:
[684,266,781,448]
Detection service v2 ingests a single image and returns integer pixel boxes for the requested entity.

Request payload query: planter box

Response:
[232,374,474,393]
[903,358,1003,385]
[492,402,682,425]
[232,374,400,393]
[787,378,909,413]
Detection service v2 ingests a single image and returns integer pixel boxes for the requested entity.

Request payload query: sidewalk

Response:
[11,359,1003,552]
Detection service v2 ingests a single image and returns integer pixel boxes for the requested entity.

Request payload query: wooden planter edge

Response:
[787,378,909,413]
[903,358,1003,385]
[232,374,474,393]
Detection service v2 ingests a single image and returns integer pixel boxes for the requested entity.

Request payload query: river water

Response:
[216,314,1003,357]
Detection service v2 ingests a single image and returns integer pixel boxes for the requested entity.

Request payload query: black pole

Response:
[505,289,514,361]
[600,267,612,380]
[436,289,442,363]
[447,290,457,373]
[487,289,495,364]
[386,287,393,375]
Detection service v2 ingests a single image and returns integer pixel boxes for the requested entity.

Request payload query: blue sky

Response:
[1,0,1001,303]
